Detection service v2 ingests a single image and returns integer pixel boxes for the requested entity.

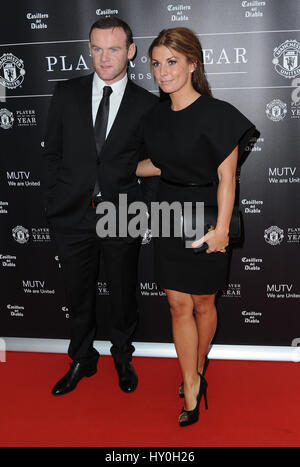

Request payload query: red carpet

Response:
[1,351,299,447]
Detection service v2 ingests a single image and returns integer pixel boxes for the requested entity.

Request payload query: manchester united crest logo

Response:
[265,99,287,122]
[0,53,26,89]
[12,226,30,244]
[272,40,300,79]
[264,226,284,246]
[0,108,14,129]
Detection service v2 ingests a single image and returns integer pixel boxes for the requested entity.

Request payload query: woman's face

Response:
[151,45,195,95]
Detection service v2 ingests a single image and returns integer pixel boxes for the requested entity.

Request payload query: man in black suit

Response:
[43,17,157,395]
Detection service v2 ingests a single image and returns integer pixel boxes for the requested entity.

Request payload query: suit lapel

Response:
[77,73,97,154]
[101,80,136,153]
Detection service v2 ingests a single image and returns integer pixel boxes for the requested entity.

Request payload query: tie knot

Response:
[102,86,112,98]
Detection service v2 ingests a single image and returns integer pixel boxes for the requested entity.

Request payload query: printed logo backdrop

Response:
[0,0,299,348]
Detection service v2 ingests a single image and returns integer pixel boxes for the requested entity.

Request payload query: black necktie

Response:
[93,85,113,199]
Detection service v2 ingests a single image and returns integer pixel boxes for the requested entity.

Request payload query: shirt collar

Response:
[93,72,128,97]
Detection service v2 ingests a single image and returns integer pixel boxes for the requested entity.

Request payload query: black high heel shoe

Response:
[179,356,209,398]
[178,372,208,427]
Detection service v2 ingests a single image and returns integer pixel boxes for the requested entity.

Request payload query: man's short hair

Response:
[89,17,133,48]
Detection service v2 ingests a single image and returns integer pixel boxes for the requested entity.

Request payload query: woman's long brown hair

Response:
[148,27,212,97]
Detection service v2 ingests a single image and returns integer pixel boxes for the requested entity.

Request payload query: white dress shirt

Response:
[92,72,128,137]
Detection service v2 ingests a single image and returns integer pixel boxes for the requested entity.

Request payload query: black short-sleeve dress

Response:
[143,95,256,294]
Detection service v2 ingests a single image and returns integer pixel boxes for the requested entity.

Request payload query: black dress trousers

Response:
[53,207,141,364]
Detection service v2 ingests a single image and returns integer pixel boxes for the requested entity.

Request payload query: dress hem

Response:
[156,281,223,296]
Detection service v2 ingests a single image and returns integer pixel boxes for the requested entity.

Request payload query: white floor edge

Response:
[2,337,300,362]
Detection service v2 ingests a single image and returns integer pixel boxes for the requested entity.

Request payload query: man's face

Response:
[89,27,135,84]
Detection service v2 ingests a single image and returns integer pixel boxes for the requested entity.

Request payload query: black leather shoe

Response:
[52,359,98,396]
[115,362,138,393]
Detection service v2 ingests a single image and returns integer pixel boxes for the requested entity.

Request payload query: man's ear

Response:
[128,42,136,61]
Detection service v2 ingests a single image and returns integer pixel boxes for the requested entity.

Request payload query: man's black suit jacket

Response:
[43,73,158,231]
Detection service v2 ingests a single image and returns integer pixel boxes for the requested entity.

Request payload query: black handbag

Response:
[181,205,242,253]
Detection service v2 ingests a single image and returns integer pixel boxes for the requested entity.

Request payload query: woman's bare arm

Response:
[192,145,238,252]
[215,145,238,236]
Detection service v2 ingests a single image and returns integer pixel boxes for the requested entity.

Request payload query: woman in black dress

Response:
[137,28,256,427]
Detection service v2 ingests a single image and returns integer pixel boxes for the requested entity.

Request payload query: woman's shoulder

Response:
[202,95,238,112]
[201,95,249,123]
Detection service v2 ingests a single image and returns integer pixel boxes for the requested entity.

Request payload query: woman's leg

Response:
[165,289,200,411]
[192,293,217,374]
